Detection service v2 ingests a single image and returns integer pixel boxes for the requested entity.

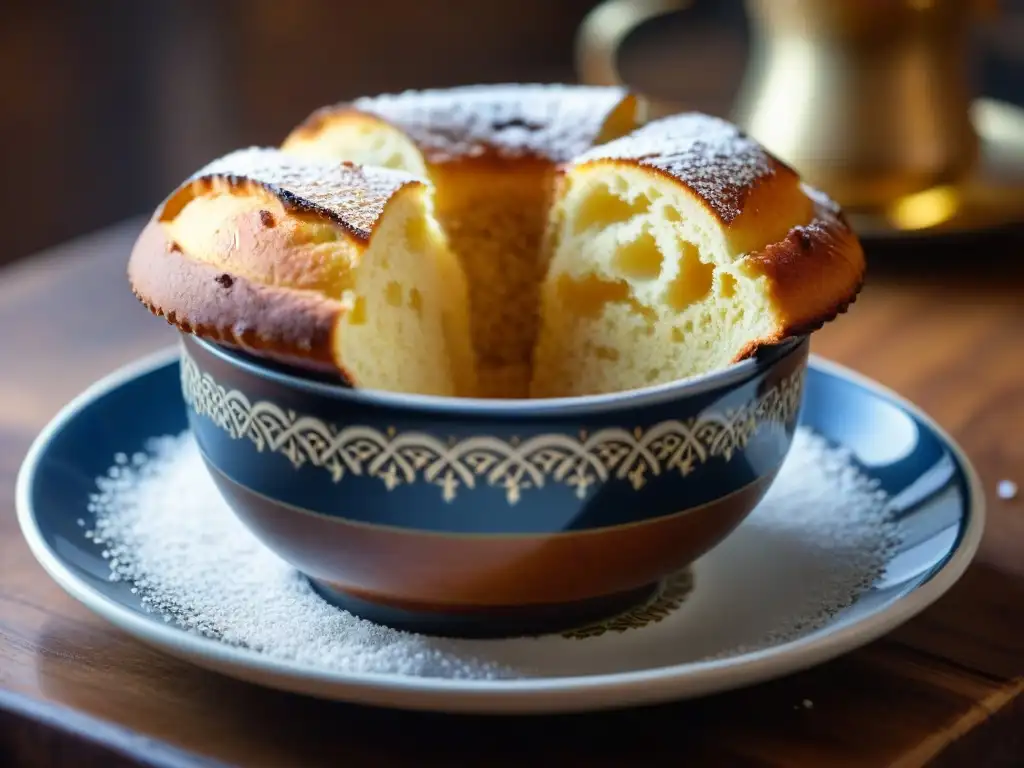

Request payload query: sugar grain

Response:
[997,479,1018,501]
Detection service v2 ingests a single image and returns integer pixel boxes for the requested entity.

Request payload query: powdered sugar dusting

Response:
[574,112,787,223]
[691,429,898,662]
[164,147,422,240]
[86,427,898,680]
[88,435,510,680]
[345,84,634,164]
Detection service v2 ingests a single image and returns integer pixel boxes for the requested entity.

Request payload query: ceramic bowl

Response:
[179,334,809,638]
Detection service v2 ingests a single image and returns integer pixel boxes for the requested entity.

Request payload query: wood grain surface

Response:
[1,219,1023,767]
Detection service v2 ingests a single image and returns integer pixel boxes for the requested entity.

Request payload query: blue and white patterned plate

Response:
[16,347,984,714]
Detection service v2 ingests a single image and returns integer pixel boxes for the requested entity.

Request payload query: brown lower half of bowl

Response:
[205,461,776,638]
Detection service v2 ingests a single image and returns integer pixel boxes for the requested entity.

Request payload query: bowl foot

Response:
[308,579,661,639]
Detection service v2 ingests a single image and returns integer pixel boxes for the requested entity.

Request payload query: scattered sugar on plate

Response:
[89,434,510,680]
[87,427,899,681]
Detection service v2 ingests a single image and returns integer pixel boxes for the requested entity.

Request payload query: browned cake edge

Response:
[733,186,867,362]
[126,148,431,384]
[128,219,351,380]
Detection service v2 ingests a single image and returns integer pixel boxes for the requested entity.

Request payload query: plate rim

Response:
[15,346,987,714]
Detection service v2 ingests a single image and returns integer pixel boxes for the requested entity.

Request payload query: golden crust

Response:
[286,84,641,165]
[128,220,350,378]
[128,147,428,382]
[571,112,799,227]
[566,111,865,362]
[734,185,866,360]
[161,147,424,242]
[129,103,866,396]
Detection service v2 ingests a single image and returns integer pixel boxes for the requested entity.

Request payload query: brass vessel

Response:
[575,0,1024,238]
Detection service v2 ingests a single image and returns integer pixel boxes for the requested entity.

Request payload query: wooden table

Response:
[1,219,1023,767]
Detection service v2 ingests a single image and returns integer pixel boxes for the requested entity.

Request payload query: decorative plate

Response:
[16,348,984,715]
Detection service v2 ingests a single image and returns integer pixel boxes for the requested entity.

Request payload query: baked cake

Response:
[530,112,865,397]
[128,85,865,401]
[280,84,643,398]
[127,147,476,397]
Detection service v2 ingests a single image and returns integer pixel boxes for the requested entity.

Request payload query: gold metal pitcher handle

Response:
[575,0,691,92]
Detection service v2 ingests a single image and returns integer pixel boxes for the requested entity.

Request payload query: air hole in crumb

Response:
[293,222,338,245]
[671,327,685,343]
[556,273,630,318]
[385,281,404,307]
[612,229,663,280]
[594,346,619,362]
[665,241,714,312]
[646,368,662,382]
[572,184,651,235]
[348,296,367,325]
[663,207,682,223]
[405,217,429,251]
[215,273,233,289]
[719,273,738,298]
[409,288,423,314]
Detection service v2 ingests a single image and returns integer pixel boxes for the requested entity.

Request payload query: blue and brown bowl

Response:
[180,334,808,638]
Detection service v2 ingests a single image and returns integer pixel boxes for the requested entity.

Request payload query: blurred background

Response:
[2,0,1023,265]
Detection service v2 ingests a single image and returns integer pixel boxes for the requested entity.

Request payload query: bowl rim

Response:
[186,334,808,417]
